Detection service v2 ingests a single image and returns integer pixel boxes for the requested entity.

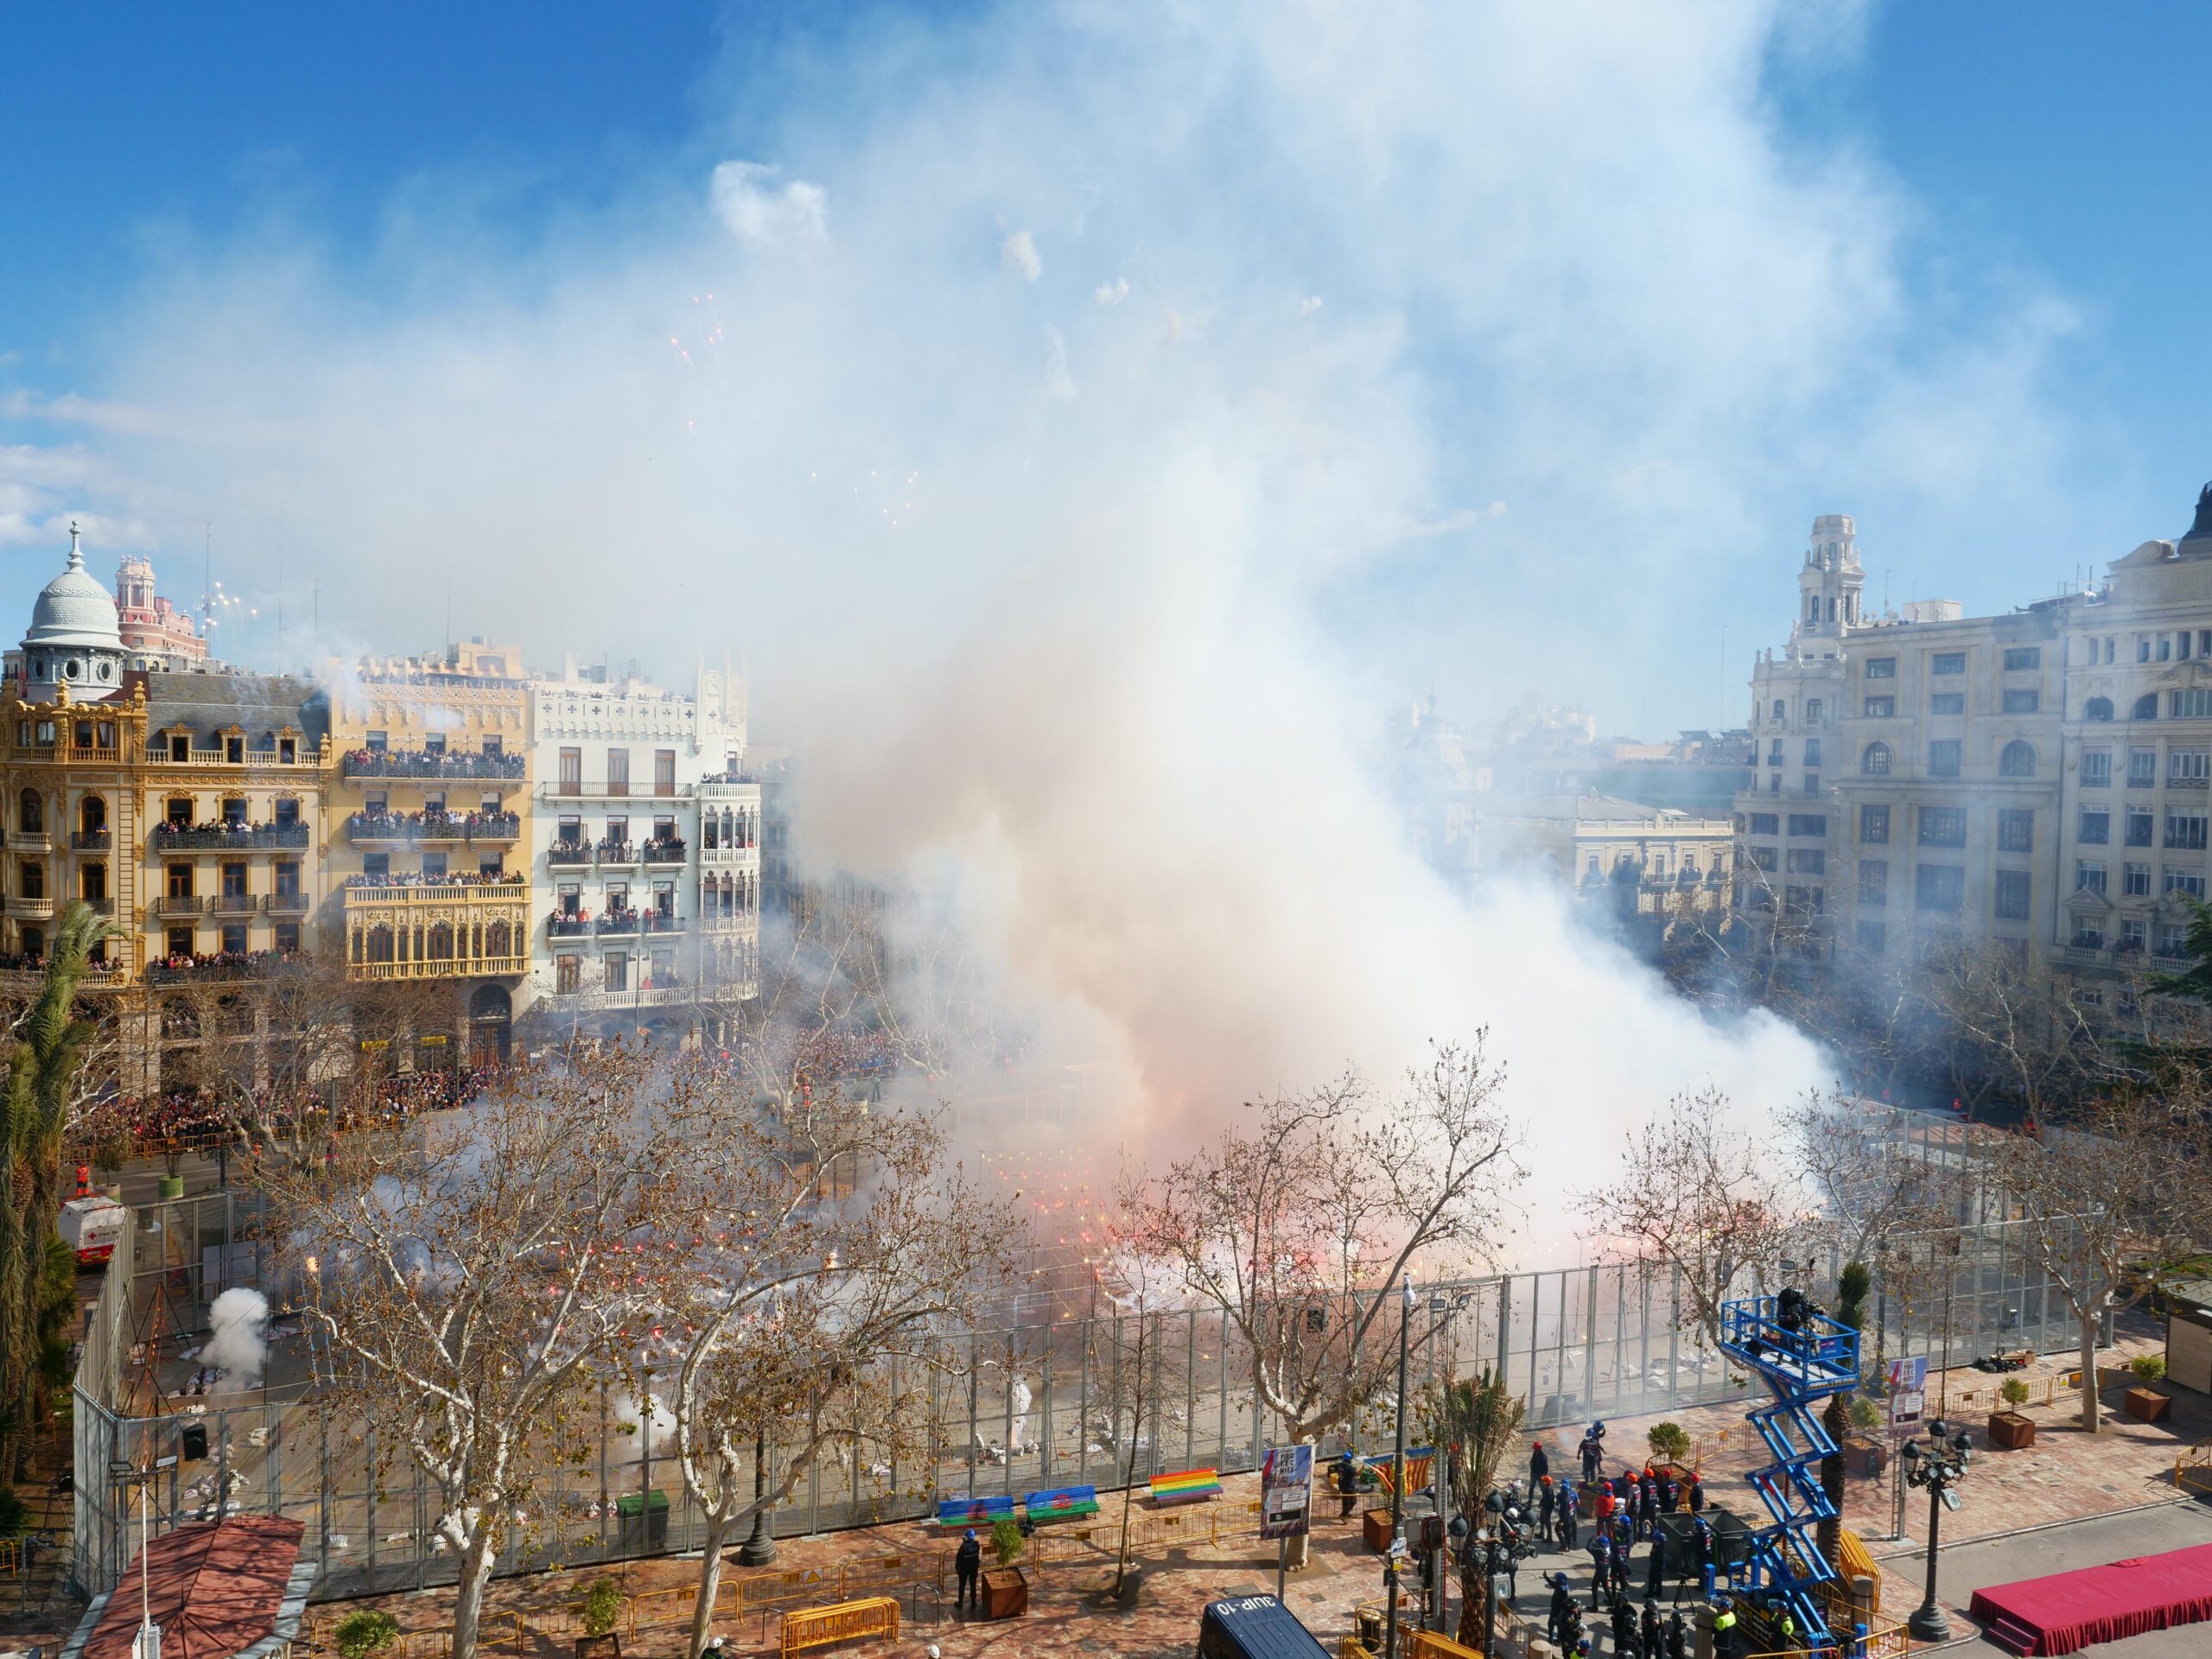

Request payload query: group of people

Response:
[340,747,525,779]
[342,869,524,888]
[346,807,520,842]
[145,947,303,981]
[150,818,309,849]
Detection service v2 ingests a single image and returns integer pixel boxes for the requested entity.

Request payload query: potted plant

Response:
[1842,1395,1888,1476]
[982,1516,1028,1618]
[333,1611,399,1659]
[1646,1421,1692,1477]
[582,1578,626,1637]
[1989,1377,2036,1449]
[2125,1354,2171,1422]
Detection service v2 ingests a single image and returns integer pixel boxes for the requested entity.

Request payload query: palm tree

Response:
[0,901,106,1474]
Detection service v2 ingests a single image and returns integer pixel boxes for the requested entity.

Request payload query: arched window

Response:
[2134,694,2159,721]
[426,922,456,962]
[365,924,396,964]
[1807,594,1819,621]
[485,920,512,959]
[1861,741,1893,776]
[1807,698,1824,724]
[2084,696,2113,721]
[78,796,105,836]
[1771,698,1786,722]
[1826,596,1836,622]
[1999,740,2037,778]
[18,790,41,836]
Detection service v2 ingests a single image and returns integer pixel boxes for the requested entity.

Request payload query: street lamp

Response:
[1427,1288,1472,1631]
[1898,1417,1974,1641]
[1479,1489,1506,1659]
[1446,1516,1468,1642]
[1382,1279,1415,1659]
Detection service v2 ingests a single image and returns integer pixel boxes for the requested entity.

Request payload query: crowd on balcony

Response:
[641,835,687,861]
[144,948,304,983]
[152,820,312,849]
[699,769,760,785]
[341,747,527,779]
[345,808,521,842]
[344,869,527,890]
[0,950,123,976]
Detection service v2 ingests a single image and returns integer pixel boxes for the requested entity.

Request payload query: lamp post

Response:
[1446,1515,1468,1642]
[1898,1417,1973,1641]
[738,1426,779,1566]
[1427,1288,1471,1631]
[1382,1278,1414,1659]
[1478,1490,1505,1658]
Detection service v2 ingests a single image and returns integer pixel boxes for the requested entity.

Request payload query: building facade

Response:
[527,658,760,1036]
[1735,488,2212,990]
[322,639,533,1064]
[1476,792,1733,950]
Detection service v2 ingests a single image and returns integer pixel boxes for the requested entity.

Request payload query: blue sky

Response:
[3,3,2209,733]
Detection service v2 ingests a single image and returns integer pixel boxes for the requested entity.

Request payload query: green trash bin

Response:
[616,1488,669,1553]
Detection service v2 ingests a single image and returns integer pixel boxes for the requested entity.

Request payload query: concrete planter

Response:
[1987,1409,2036,1450]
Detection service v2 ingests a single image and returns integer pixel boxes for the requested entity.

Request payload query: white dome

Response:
[25,528,124,652]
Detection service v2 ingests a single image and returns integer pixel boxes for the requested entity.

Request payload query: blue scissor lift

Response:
[1714,1294,1860,1650]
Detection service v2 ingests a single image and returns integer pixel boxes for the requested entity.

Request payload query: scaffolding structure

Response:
[1715,1294,1859,1650]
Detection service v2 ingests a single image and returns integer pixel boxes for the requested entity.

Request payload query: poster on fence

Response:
[1260,1443,1313,1541]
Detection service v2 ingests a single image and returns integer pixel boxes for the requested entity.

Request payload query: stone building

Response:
[321,639,533,1065]
[526,657,759,1039]
[1475,791,1733,952]
[0,531,333,1090]
[114,554,208,670]
[1734,487,2212,989]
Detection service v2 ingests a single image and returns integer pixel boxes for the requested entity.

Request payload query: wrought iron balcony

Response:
[152,823,311,851]
[340,749,525,780]
[71,830,111,851]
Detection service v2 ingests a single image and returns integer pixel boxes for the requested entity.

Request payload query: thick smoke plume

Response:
[205,1287,271,1393]
[16,4,2085,1219]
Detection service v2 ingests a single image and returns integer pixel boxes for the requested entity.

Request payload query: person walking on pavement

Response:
[1579,1427,1603,1484]
[1529,1438,1550,1490]
[1558,1477,1580,1549]
[1537,1473,1555,1542]
[1588,1532,1611,1612]
[1334,1451,1360,1520]
[955,1528,983,1611]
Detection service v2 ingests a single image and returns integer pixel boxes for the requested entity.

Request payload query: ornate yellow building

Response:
[322,639,533,1063]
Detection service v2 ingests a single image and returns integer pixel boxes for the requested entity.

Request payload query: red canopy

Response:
[86,1516,306,1659]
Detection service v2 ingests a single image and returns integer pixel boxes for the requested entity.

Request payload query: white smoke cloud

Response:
[1001,229,1042,282]
[710,161,828,247]
[3,1,2096,1220]
[205,1287,270,1392]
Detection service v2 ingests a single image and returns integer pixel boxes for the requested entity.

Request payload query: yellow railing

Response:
[2178,1437,2212,1500]
[1829,1526,1880,1616]
[779,1596,898,1658]
[1408,1631,1482,1659]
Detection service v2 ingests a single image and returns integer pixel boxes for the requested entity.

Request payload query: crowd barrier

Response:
[779,1595,898,1658]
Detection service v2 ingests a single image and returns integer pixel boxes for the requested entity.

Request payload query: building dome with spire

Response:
[18,525,127,700]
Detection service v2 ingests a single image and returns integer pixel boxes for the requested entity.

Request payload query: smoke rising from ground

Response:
[15,3,2088,1218]
[205,1287,271,1393]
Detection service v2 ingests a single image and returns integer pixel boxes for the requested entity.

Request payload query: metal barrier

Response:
[779,1595,898,1658]
[2177,1438,2212,1500]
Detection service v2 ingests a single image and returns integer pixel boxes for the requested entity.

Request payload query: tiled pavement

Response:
[331,1335,2212,1656]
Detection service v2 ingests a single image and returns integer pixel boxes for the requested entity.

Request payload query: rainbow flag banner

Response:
[1149,1467,1223,1506]
[1023,1484,1101,1521]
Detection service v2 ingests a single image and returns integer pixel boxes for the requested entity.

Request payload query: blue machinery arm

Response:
[1715,1295,1860,1652]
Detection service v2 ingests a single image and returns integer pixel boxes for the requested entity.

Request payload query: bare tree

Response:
[1577,1086,1812,1346]
[260,1050,690,1659]
[1133,1041,1518,1565]
[1981,1088,2211,1433]
[649,1065,1017,1659]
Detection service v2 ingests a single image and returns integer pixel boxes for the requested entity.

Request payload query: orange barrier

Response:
[779,1596,898,1658]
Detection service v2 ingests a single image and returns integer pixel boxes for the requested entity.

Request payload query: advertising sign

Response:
[1259,1443,1313,1541]
[1886,1356,1927,1430]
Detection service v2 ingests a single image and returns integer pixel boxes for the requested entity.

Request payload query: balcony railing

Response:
[340,874,527,898]
[144,951,305,986]
[548,915,590,938]
[268,891,311,916]
[71,830,111,851]
[344,811,521,845]
[0,957,125,990]
[2171,776,2210,792]
[594,842,639,868]
[548,841,591,867]
[641,839,687,865]
[10,832,51,856]
[145,744,317,769]
[543,984,696,1011]
[642,912,681,933]
[6,896,55,922]
[211,892,260,918]
[350,955,530,982]
[152,823,312,851]
[594,912,641,937]
[341,748,525,780]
